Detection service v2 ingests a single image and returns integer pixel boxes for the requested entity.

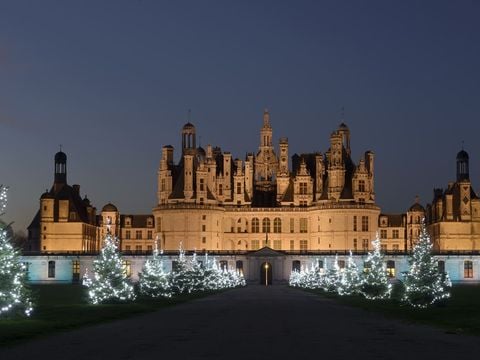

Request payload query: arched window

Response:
[292,260,301,272]
[236,260,243,276]
[252,218,260,233]
[262,218,271,233]
[273,218,282,233]
[48,261,56,278]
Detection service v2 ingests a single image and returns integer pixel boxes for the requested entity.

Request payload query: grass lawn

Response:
[0,284,220,347]
[303,284,480,336]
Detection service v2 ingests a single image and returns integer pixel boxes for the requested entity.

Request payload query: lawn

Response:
[0,284,219,347]
[303,284,480,335]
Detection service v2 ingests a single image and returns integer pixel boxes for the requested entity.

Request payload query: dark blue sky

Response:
[1,0,479,232]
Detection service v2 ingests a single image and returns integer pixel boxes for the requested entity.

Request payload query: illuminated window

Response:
[125,230,131,240]
[273,218,282,233]
[236,260,244,276]
[72,260,80,282]
[252,218,260,233]
[380,230,387,239]
[123,260,132,277]
[386,260,395,277]
[464,261,473,278]
[353,216,357,231]
[147,231,153,239]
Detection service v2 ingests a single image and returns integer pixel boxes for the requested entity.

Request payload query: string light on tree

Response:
[83,218,135,304]
[403,219,451,308]
[0,185,33,317]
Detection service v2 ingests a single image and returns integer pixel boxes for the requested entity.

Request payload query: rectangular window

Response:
[300,240,308,251]
[237,182,242,194]
[358,180,365,192]
[156,217,162,232]
[361,216,369,232]
[161,178,166,191]
[464,260,473,278]
[290,218,295,233]
[220,261,228,271]
[147,245,153,251]
[136,230,142,239]
[362,239,369,250]
[122,260,132,277]
[392,230,399,239]
[381,244,387,251]
[48,261,55,278]
[125,230,131,240]
[393,244,399,251]
[353,238,357,251]
[202,237,206,244]
[338,260,346,269]
[299,182,307,195]
[380,229,387,239]
[290,240,295,250]
[147,230,153,239]
[200,178,205,191]
[300,218,308,233]
[125,245,131,251]
[273,240,282,250]
[218,184,223,196]
[202,215,206,220]
[299,200,307,207]
[251,240,260,250]
[136,245,142,252]
[437,260,445,274]
[202,224,206,232]
[72,260,80,282]
[386,260,395,277]
[353,216,357,231]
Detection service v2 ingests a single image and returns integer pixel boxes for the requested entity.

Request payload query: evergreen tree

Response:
[403,220,451,308]
[0,186,33,317]
[323,255,341,293]
[138,242,171,298]
[83,232,135,304]
[361,233,392,299]
[168,244,191,295]
[338,251,362,296]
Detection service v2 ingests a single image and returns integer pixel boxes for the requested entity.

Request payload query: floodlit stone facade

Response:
[153,111,380,251]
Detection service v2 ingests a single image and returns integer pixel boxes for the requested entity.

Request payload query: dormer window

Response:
[147,217,153,227]
[125,217,131,227]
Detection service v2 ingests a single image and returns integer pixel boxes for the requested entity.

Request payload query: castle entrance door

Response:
[260,262,273,286]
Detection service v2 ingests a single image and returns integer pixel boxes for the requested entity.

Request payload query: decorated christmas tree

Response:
[338,251,362,296]
[361,233,392,300]
[168,243,191,295]
[322,255,341,293]
[83,228,135,304]
[0,185,33,317]
[138,240,171,298]
[403,219,451,308]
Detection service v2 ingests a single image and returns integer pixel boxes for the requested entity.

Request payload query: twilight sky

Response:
[1,0,479,232]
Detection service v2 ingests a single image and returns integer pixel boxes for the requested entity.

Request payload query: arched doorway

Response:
[260,262,273,286]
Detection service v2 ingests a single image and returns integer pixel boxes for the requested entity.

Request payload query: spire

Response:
[263,108,270,127]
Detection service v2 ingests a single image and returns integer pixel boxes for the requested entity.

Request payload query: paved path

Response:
[1,285,479,359]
